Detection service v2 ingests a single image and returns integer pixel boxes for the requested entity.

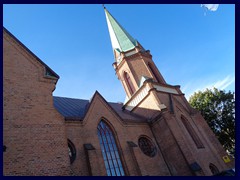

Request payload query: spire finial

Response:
[102,4,106,9]
[104,7,138,58]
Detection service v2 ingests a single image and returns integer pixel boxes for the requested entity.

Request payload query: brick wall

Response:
[164,93,231,175]
[3,27,233,176]
[65,93,171,176]
[3,29,71,175]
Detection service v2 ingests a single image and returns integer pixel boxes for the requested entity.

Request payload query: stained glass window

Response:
[97,120,125,176]
[138,137,156,157]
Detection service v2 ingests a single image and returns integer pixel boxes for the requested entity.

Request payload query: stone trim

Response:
[83,143,96,176]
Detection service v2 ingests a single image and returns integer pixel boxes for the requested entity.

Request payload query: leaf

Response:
[189,88,235,157]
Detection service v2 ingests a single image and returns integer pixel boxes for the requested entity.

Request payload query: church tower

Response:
[104,7,181,118]
[104,7,233,175]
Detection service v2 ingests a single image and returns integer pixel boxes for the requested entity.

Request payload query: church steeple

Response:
[104,7,139,61]
[104,7,166,101]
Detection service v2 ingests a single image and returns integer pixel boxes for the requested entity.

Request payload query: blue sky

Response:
[3,4,235,102]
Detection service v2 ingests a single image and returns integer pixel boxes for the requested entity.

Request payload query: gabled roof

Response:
[3,27,59,79]
[53,96,89,119]
[53,94,146,123]
[104,7,137,53]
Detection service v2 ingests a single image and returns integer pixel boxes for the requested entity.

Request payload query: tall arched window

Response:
[181,116,204,149]
[148,63,161,83]
[123,71,135,95]
[97,120,125,176]
[209,163,219,175]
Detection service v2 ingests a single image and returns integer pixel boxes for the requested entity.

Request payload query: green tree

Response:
[189,88,235,157]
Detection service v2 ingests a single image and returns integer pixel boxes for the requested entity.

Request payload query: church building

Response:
[3,7,234,176]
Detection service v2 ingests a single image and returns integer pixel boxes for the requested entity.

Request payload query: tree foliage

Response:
[189,88,235,157]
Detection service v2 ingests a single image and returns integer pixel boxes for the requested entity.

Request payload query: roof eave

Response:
[3,27,60,79]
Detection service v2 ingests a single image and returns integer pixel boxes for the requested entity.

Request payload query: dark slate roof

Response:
[53,96,146,123]
[53,96,89,119]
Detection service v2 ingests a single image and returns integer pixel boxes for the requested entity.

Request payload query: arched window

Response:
[181,116,204,149]
[123,71,135,95]
[209,163,219,175]
[68,139,76,164]
[97,120,125,176]
[148,63,161,83]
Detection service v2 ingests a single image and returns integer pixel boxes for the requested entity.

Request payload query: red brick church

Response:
[3,7,234,176]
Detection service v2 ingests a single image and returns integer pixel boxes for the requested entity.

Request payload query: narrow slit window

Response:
[123,72,135,95]
[148,63,161,83]
[181,116,205,149]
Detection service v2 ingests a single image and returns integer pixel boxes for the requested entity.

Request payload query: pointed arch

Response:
[123,71,135,95]
[97,120,125,176]
[209,163,219,175]
[181,115,204,149]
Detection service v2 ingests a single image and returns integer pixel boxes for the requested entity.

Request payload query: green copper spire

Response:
[104,8,138,53]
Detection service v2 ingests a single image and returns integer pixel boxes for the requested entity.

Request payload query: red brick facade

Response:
[3,26,234,176]
[3,28,71,175]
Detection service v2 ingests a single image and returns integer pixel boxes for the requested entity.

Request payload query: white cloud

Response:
[207,75,235,90]
[183,75,235,100]
[201,4,219,11]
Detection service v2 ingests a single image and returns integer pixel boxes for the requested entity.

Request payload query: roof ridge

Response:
[53,96,89,101]
[54,96,125,104]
